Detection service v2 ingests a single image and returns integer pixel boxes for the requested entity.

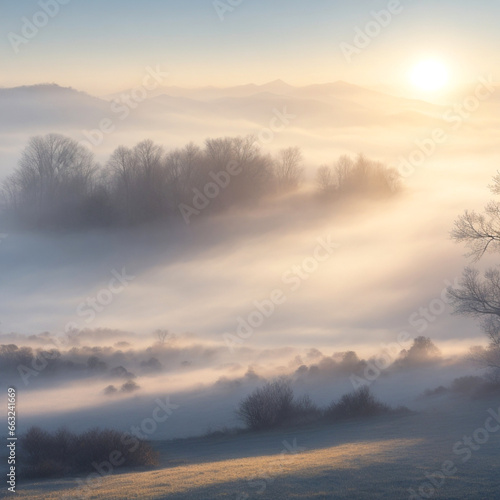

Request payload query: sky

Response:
[1,0,500,441]
[0,0,499,95]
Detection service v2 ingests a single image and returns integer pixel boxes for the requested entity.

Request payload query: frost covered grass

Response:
[10,438,421,499]
[9,396,500,499]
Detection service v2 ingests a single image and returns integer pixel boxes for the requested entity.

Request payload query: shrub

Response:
[291,394,322,423]
[27,459,67,479]
[474,379,500,398]
[451,375,500,398]
[422,385,449,398]
[451,376,485,395]
[237,378,294,430]
[20,426,158,479]
[326,387,392,420]
[21,427,52,466]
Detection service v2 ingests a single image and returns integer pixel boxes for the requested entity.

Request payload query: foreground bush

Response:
[326,387,397,420]
[237,378,295,430]
[237,381,408,431]
[237,379,324,430]
[20,426,159,479]
[292,394,322,423]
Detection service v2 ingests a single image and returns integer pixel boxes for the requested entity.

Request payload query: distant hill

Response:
[0,84,110,130]
[0,80,443,134]
[1,79,493,177]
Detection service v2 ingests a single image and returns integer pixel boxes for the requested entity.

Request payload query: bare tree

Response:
[449,172,500,375]
[448,268,500,317]
[203,135,273,207]
[450,173,500,261]
[451,204,500,262]
[228,135,260,165]
[315,154,400,199]
[2,134,98,228]
[274,146,304,191]
[155,329,175,345]
[133,139,164,178]
[334,154,355,190]
[204,136,236,166]
[340,155,398,195]
[130,140,167,222]
[107,146,135,223]
[164,143,204,208]
[316,165,335,195]
[470,317,500,373]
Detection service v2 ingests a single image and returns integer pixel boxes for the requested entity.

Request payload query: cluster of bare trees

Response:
[316,154,400,198]
[1,134,299,229]
[1,134,104,229]
[1,133,399,230]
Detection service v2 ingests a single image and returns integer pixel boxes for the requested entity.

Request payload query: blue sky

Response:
[0,0,498,94]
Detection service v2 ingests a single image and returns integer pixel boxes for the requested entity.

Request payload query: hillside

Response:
[8,395,500,499]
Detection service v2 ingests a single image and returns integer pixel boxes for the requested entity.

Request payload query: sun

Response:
[410,59,450,92]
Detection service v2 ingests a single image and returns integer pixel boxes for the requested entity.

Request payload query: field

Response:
[9,395,500,500]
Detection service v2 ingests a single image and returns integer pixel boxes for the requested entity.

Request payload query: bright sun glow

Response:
[410,60,450,92]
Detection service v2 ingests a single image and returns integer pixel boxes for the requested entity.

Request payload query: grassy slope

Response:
[9,396,500,500]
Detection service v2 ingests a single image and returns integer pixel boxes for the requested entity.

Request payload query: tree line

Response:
[1,133,401,230]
